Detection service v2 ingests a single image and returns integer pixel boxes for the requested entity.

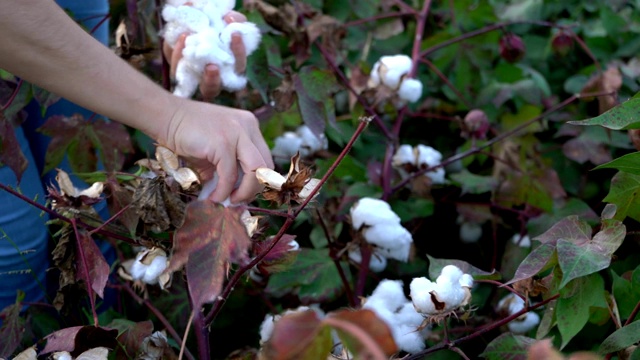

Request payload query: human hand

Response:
[163,98,273,203]
[163,11,248,101]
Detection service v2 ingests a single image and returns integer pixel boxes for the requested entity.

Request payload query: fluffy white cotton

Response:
[410,265,473,316]
[272,132,303,161]
[130,250,168,285]
[425,167,446,184]
[459,222,483,243]
[162,0,262,98]
[398,78,423,103]
[348,248,388,273]
[287,240,300,252]
[297,125,328,156]
[350,197,400,230]
[363,279,427,353]
[392,144,415,167]
[498,294,540,334]
[415,145,442,167]
[511,234,531,247]
[362,224,412,262]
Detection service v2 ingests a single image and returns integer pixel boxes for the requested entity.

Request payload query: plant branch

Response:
[205,118,370,325]
[625,298,640,326]
[475,279,526,301]
[408,0,432,79]
[246,206,293,219]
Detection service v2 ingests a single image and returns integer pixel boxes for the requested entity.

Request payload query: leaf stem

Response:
[624,298,640,326]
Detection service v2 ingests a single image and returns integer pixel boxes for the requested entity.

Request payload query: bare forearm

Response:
[0,0,177,142]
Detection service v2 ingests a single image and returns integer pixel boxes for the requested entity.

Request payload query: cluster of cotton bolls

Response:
[161,0,261,98]
[410,265,474,317]
[363,280,428,353]
[368,54,423,103]
[271,125,328,164]
[392,144,446,184]
[497,293,540,334]
[349,198,413,272]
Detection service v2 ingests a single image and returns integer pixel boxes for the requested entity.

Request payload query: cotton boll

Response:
[397,302,424,328]
[296,125,328,155]
[220,22,262,54]
[272,132,303,162]
[425,167,446,184]
[414,145,442,168]
[498,293,525,314]
[368,62,382,87]
[398,78,423,103]
[508,312,540,334]
[379,55,412,89]
[394,323,426,353]
[409,277,438,314]
[259,314,277,344]
[363,224,413,262]
[392,144,415,167]
[459,222,483,243]
[287,240,300,252]
[142,255,169,284]
[350,197,401,229]
[438,265,464,283]
[512,234,531,247]
[348,248,388,273]
[369,279,407,311]
[459,274,474,289]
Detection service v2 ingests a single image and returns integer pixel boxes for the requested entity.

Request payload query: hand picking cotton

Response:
[161,0,261,98]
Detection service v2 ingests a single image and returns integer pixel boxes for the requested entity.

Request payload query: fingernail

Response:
[226,15,235,23]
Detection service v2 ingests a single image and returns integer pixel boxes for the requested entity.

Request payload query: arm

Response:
[0,0,272,202]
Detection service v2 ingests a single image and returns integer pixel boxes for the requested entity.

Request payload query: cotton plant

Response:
[497,293,540,334]
[368,54,423,103]
[410,265,474,321]
[161,0,261,98]
[363,279,428,354]
[271,125,329,163]
[392,144,446,185]
[349,198,414,272]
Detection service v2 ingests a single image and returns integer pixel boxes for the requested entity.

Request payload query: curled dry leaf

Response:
[132,177,186,233]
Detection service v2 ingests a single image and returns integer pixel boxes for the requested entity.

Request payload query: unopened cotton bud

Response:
[462,109,490,140]
[398,78,423,103]
[350,197,401,230]
[460,222,483,243]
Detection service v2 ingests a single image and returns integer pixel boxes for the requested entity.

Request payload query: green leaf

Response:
[267,248,350,303]
[506,242,557,285]
[479,332,536,360]
[427,255,500,281]
[449,170,499,194]
[598,320,640,355]
[556,273,606,349]
[603,171,640,222]
[557,240,612,288]
[568,97,640,130]
[612,267,640,321]
[389,198,434,222]
[594,152,640,175]
[533,215,592,245]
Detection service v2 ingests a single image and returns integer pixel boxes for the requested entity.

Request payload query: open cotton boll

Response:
[350,197,401,230]
[410,266,472,316]
[363,224,413,262]
[348,248,387,272]
[272,132,303,162]
[130,249,168,285]
[414,145,442,168]
[368,279,408,311]
[425,167,446,184]
[297,125,328,156]
[378,55,412,89]
[398,78,423,103]
[392,144,415,167]
[368,62,382,87]
[508,312,540,334]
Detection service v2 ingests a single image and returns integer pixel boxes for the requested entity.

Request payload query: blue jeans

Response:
[0,0,112,310]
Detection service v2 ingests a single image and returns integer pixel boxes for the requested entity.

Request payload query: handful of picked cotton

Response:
[161,0,262,98]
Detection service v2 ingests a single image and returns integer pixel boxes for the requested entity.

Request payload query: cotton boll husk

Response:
[398,78,423,103]
[348,248,387,273]
[460,222,483,243]
[272,132,303,162]
[296,125,328,155]
[425,167,446,184]
[350,197,401,230]
[414,145,442,168]
[363,224,413,262]
[220,22,262,55]
[392,144,415,167]
[507,312,540,334]
[369,279,407,311]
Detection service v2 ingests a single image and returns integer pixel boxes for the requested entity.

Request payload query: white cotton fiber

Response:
[162,0,262,98]
[508,312,540,334]
[272,132,303,161]
[348,248,387,273]
[398,78,423,103]
[350,197,400,230]
[363,224,413,262]
[369,279,407,310]
[297,125,328,156]
[410,266,473,316]
[392,144,415,167]
[379,55,412,89]
[414,145,442,168]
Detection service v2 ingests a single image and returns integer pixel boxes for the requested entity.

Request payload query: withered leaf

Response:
[166,201,251,310]
[104,177,139,235]
[272,73,296,112]
[71,326,118,357]
[133,177,185,233]
[0,293,25,358]
[580,66,622,114]
[75,229,110,299]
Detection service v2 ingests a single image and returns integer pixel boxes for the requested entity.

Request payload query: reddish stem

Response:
[89,14,110,35]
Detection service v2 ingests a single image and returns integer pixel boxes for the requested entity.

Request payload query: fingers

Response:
[170,34,187,79]
[230,32,247,74]
[230,137,269,203]
[200,64,222,101]
[209,155,237,203]
[223,11,247,24]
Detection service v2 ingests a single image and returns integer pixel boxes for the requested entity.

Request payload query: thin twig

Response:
[624,299,640,326]
[344,11,414,27]
[179,310,195,360]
